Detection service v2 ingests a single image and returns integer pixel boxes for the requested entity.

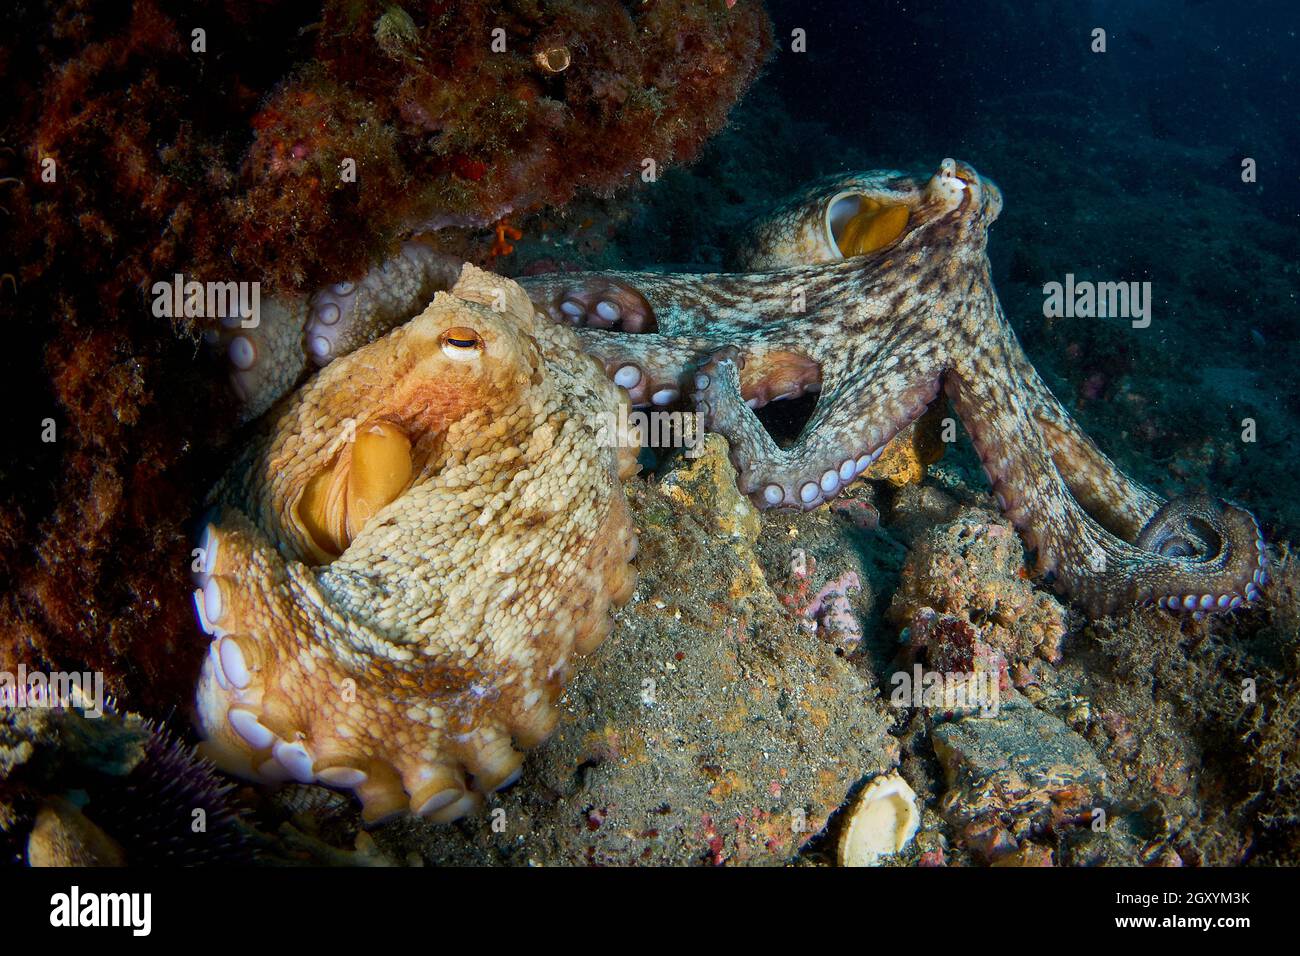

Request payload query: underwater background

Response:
[2,0,1298,866]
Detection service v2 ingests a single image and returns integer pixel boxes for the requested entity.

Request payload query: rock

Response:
[27,796,127,867]
[930,693,1106,861]
[657,433,767,603]
[890,509,1068,667]
[0,706,148,785]
[894,609,1008,717]
[396,435,898,865]
[990,841,1055,867]
[864,404,946,488]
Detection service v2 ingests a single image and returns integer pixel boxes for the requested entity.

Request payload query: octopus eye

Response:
[827,194,910,258]
[440,326,483,360]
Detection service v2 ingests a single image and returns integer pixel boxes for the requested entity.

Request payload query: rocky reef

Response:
[0,0,772,710]
[0,705,252,865]
[4,0,1297,871]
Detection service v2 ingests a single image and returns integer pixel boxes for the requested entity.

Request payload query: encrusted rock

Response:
[891,509,1068,667]
[778,548,866,650]
[930,693,1106,861]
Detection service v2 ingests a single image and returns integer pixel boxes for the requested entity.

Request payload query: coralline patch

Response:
[232,0,774,284]
[191,266,639,823]
[779,549,865,650]
[11,0,773,299]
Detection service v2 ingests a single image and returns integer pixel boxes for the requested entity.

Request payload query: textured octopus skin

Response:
[211,241,464,422]
[214,160,1268,619]
[517,160,1268,617]
[193,265,640,823]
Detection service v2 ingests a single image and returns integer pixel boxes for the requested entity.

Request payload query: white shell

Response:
[837,771,920,867]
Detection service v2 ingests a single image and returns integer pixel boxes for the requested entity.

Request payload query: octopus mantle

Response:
[193,267,638,822]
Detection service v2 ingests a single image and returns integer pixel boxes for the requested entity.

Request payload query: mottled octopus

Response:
[194,266,638,822]
[199,159,1269,820]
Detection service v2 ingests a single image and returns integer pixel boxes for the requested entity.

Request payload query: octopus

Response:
[198,159,1269,819]
[218,158,1268,618]
[193,265,639,822]
[519,159,1270,616]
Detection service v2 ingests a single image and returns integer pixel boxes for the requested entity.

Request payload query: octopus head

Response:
[275,269,551,562]
[736,159,1003,270]
[391,291,545,432]
[736,169,923,270]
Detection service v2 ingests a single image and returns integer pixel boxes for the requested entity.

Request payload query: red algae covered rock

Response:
[13,0,772,297]
[890,508,1069,670]
[0,0,771,708]
[221,0,773,291]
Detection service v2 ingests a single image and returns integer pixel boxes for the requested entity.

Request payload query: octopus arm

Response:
[945,344,1267,616]
[694,346,943,512]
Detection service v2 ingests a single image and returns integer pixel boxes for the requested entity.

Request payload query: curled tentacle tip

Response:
[1133,494,1268,615]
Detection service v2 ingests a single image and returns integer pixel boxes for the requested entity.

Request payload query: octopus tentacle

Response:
[1031,387,1165,541]
[973,310,1266,612]
[572,329,718,407]
[945,336,1264,615]
[214,242,463,418]
[695,344,943,510]
[523,268,809,340]
[1135,495,1269,612]
[721,340,824,407]
[525,275,658,332]
[302,241,463,368]
[982,341,1163,540]
[207,294,310,421]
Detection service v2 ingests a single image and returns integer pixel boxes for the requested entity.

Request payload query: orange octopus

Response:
[191,266,639,823]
